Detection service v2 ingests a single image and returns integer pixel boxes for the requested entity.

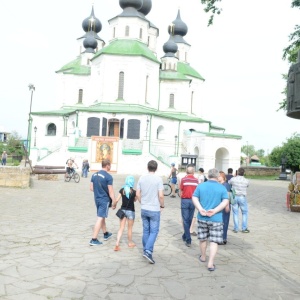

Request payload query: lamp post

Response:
[26,84,35,164]
[34,126,37,147]
[174,135,178,155]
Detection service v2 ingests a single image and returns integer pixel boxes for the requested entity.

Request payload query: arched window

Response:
[118,72,125,99]
[139,28,143,39]
[78,89,83,103]
[156,125,165,140]
[47,123,56,136]
[169,94,175,108]
[113,27,116,38]
[125,26,129,36]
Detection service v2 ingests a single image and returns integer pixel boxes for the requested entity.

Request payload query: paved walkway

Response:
[0,175,300,300]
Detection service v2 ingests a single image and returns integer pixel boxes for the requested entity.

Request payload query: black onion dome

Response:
[82,7,102,33]
[83,31,98,53]
[138,0,152,16]
[163,35,178,56]
[119,0,143,10]
[168,10,188,37]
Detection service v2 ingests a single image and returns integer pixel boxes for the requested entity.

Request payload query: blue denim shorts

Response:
[171,177,177,184]
[96,200,110,218]
[121,209,135,220]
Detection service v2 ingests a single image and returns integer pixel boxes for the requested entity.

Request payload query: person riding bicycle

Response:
[65,157,78,179]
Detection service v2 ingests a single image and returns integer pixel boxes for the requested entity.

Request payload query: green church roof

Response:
[92,39,160,64]
[56,57,91,75]
[159,70,190,81]
[177,62,205,81]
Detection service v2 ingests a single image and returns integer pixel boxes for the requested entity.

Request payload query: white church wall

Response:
[56,74,91,107]
[159,80,190,112]
[91,55,159,106]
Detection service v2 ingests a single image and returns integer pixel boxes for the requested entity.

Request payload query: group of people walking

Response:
[89,159,249,270]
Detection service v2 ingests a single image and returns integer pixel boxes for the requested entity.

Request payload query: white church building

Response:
[30,0,241,175]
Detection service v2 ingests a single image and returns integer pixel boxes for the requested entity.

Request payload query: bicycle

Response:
[65,168,80,183]
[163,178,180,197]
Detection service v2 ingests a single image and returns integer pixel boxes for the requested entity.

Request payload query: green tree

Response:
[6,131,24,156]
[241,144,255,157]
[256,149,265,158]
[269,146,283,167]
[268,133,300,171]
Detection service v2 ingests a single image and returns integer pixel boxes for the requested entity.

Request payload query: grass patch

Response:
[245,175,279,180]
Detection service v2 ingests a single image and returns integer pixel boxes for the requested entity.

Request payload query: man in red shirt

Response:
[180,165,199,247]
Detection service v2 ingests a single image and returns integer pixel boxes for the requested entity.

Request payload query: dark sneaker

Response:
[232,229,238,233]
[170,195,176,198]
[185,242,191,247]
[104,232,112,241]
[191,232,197,236]
[89,239,102,246]
[143,251,155,264]
[242,229,250,233]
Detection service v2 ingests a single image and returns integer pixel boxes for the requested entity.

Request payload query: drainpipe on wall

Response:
[148,115,152,153]
[177,121,181,156]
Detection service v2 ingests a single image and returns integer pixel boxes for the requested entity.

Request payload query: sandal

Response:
[199,255,206,263]
[114,245,120,251]
[208,265,216,271]
[128,243,136,248]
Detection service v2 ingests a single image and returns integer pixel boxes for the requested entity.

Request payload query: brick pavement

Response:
[0,175,300,299]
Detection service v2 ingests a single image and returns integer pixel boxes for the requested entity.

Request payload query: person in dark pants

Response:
[1,151,7,165]
[218,171,231,244]
[180,165,199,247]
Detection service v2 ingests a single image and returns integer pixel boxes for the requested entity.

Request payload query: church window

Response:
[169,94,175,108]
[113,27,116,38]
[120,119,124,139]
[47,123,56,136]
[127,119,140,139]
[78,89,83,103]
[139,28,143,39]
[87,117,100,137]
[156,125,165,140]
[102,117,107,136]
[145,76,149,103]
[125,26,129,36]
[118,72,125,99]
[147,36,150,46]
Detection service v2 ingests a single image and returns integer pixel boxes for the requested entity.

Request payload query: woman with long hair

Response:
[114,175,137,251]
[218,171,231,244]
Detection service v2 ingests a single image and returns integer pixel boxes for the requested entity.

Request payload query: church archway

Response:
[156,125,165,139]
[215,147,229,172]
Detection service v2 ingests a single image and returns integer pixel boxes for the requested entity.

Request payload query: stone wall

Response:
[0,166,31,188]
[243,166,280,176]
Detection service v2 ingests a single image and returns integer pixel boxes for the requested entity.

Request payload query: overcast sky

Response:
[0,0,299,153]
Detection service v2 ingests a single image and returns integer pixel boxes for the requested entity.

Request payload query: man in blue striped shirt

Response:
[228,168,250,233]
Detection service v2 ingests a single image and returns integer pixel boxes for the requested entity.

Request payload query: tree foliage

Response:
[1,131,24,156]
[200,0,222,26]
[268,133,300,171]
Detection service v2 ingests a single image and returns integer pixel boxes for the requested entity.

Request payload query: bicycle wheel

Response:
[65,175,71,182]
[163,184,172,196]
[74,173,80,183]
